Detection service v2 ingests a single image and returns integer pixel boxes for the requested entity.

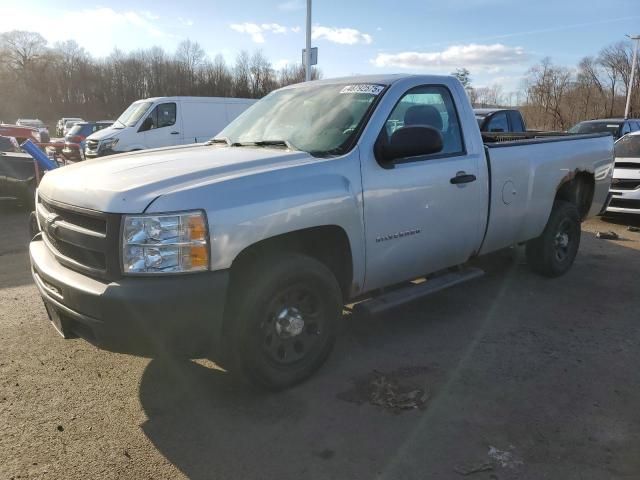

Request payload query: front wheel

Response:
[526,200,581,277]
[226,253,343,390]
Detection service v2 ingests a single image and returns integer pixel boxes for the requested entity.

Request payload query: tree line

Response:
[522,40,640,130]
[0,30,319,125]
[455,40,640,131]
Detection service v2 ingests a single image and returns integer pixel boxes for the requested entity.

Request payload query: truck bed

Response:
[479,132,613,255]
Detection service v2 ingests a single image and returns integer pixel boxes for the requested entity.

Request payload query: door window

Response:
[384,85,464,157]
[139,103,177,132]
[486,112,509,132]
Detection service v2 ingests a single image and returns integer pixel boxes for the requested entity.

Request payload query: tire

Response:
[526,200,581,277]
[226,253,343,390]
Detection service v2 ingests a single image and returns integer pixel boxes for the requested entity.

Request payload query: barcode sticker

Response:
[340,84,385,95]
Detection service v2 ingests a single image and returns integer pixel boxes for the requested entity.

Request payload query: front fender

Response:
[146,152,366,295]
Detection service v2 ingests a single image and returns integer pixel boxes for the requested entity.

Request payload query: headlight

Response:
[122,211,209,274]
[101,137,118,150]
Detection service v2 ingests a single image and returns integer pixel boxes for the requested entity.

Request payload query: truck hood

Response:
[37,144,317,213]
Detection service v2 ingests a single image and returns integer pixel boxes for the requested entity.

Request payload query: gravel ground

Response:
[1,203,640,480]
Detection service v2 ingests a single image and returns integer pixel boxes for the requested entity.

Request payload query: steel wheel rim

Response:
[260,285,325,366]
[554,218,572,262]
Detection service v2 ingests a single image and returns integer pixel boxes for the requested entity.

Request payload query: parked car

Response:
[568,118,640,140]
[62,119,84,137]
[56,117,83,137]
[30,74,612,389]
[62,121,114,161]
[606,131,640,214]
[474,108,526,133]
[84,96,256,158]
[0,124,41,144]
[16,119,50,143]
[0,135,37,207]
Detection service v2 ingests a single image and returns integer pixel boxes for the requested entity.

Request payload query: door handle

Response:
[450,172,477,184]
[170,131,180,135]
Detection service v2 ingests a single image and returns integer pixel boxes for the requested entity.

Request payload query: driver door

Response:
[360,84,486,291]
[139,102,180,148]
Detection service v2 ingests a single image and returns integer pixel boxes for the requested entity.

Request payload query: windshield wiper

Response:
[208,137,231,146]
[231,140,299,151]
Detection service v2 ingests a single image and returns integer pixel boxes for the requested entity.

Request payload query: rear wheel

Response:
[226,253,342,390]
[526,200,581,277]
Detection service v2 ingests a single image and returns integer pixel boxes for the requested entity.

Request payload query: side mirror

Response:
[380,125,443,165]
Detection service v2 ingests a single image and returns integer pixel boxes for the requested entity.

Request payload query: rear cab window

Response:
[486,112,509,133]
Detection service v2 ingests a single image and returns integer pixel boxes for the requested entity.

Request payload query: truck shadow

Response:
[0,204,33,289]
[137,233,640,480]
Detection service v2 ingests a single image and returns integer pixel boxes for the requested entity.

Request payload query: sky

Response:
[2,0,640,96]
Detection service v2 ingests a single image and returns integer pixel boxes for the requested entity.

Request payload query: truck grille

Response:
[610,178,640,190]
[614,162,640,169]
[86,139,99,150]
[36,195,121,280]
[609,197,640,210]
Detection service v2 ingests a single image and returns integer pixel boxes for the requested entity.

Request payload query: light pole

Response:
[624,34,640,119]
[305,0,312,81]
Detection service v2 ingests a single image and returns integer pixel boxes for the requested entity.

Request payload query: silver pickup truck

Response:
[30,74,613,389]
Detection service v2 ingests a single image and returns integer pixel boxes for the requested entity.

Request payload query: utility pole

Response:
[305,0,312,81]
[624,34,640,119]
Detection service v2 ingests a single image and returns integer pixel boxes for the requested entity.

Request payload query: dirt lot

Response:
[1,203,640,480]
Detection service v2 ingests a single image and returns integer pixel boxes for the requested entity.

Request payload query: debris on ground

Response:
[488,445,522,469]
[596,231,619,240]
[627,226,640,232]
[337,366,432,413]
[453,462,494,476]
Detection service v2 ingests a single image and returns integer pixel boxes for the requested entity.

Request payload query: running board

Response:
[353,267,485,317]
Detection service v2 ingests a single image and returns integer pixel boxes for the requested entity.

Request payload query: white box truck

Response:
[84,96,256,158]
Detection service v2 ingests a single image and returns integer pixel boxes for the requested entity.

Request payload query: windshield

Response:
[216,83,384,155]
[67,124,86,136]
[569,121,621,136]
[116,101,153,128]
[615,135,640,158]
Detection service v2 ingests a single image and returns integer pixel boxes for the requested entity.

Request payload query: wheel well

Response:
[229,226,354,301]
[555,171,594,220]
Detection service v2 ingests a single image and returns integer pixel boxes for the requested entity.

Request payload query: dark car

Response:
[0,135,37,208]
[474,108,527,133]
[568,118,640,140]
[62,121,113,160]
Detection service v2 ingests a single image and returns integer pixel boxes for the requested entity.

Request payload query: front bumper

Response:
[84,147,117,158]
[29,239,229,357]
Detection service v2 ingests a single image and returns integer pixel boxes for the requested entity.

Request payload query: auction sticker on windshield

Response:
[340,84,385,95]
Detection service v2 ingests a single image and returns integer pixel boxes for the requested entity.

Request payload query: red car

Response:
[0,124,41,144]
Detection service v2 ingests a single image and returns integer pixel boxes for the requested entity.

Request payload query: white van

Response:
[84,96,256,158]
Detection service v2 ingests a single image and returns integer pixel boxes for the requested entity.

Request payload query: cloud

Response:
[371,43,528,70]
[312,26,372,45]
[178,17,194,27]
[229,22,291,43]
[278,0,304,11]
[0,6,171,56]
[291,26,301,33]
